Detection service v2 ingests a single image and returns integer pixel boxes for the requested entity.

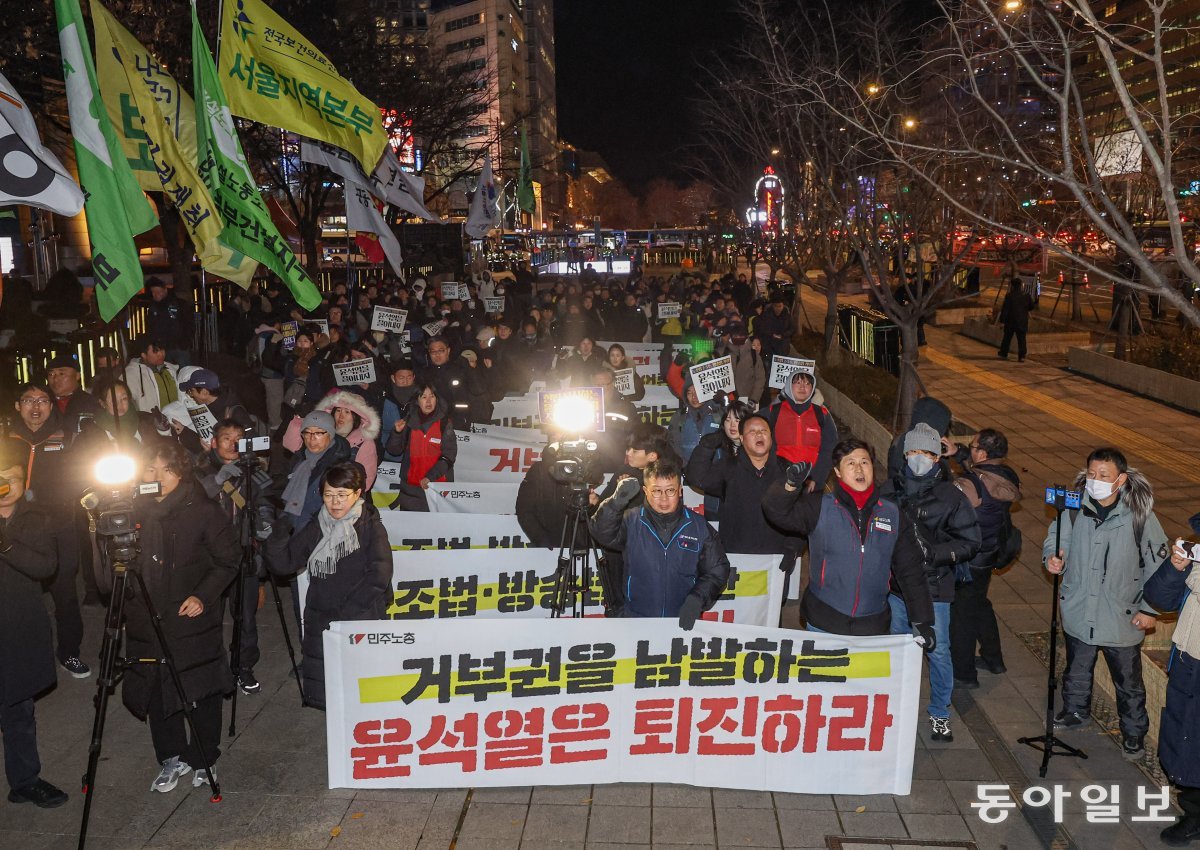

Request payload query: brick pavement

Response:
[2,314,1198,848]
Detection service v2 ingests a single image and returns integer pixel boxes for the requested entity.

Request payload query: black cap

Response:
[47,353,80,371]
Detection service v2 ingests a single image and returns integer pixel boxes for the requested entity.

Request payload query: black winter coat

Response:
[882,471,981,602]
[0,503,57,705]
[265,503,392,709]
[999,289,1033,331]
[685,432,791,554]
[116,481,240,719]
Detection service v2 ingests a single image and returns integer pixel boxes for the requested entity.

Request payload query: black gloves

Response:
[785,462,812,489]
[612,475,641,508]
[678,595,704,631]
[912,622,937,653]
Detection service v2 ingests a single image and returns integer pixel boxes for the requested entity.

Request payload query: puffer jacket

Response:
[382,395,457,481]
[283,390,381,489]
[766,371,837,487]
[1043,468,1169,647]
[883,467,981,602]
[954,461,1021,568]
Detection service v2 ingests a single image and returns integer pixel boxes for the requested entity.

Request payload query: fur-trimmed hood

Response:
[315,390,381,441]
[1073,466,1154,540]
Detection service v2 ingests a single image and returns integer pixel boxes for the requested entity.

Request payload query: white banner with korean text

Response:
[324,618,921,793]
[489,384,679,430]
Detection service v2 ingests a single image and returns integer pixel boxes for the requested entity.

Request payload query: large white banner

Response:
[597,341,691,380]
[385,548,784,625]
[325,619,921,793]
[490,384,679,430]
[373,482,522,514]
[380,511,534,550]
[454,425,545,481]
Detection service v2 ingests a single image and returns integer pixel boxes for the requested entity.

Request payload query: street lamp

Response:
[1003,0,1022,10]
[903,117,918,130]
[866,83,881,96]
[771,148,781,156]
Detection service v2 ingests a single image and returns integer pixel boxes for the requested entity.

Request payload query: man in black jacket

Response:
[883,423,981,743]
[590,455,729,627]
[0,446,68,808]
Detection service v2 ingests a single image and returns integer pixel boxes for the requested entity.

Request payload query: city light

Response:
[94,454,137,487]
[1004,0,1022,10]
[866,83,881,96]
[903,117,918,130]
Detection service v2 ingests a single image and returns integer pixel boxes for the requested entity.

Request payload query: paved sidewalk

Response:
[3,311,1198,848]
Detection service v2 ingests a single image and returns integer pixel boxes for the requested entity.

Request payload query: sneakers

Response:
[1162,815,1200,846]
[237,670,261,695]
[151,757,192,793]
[1122,735,1145,761]
[975,656,1007,675]
[929,715,954,742]
[1053,710,1087,729]
[7,778,68,808]
[192,766,216,788]
[60,656,91,679]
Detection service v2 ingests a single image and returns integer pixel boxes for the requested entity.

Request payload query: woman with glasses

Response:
[265,461,391,710]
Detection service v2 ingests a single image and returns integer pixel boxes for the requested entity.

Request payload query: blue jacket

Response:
[590,499,730,619]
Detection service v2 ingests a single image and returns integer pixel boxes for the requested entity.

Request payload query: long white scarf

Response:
[307,500,364,578]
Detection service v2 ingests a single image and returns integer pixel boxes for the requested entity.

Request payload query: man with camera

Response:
[589,455,729,627]
[0,442,68,808]
[198,421,275,695]
[1044,447,1169,761]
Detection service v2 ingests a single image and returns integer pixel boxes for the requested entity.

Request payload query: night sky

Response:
[553,0,744,192]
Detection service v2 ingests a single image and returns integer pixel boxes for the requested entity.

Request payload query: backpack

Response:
[992,509,1022,571]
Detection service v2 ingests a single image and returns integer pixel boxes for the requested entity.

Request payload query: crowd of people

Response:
[1,265,1199,846]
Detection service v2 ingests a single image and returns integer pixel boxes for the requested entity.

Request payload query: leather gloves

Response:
[678,595,704,631]
[911,622,937,653]
[785,462,812,489]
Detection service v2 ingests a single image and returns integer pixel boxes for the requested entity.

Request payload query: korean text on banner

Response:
[324,618,921,794]
[334,357,377,387]
[371,306,407,333]
[611,368,635,397]
[219,0,385,173]
[384,548,783,627]
[188,404,217,443]
[422,320,447,338]
[768,355,816,390]
[440,283,460,300]
[598,341,691,380]
[191,1,320,311]
[657,302,682,319]
[55,0,157,321]
[483,297,505,314]
[689,356,735,403]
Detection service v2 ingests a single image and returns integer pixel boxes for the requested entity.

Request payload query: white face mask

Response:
[1086,478,1117,501]
[907,454,935,477]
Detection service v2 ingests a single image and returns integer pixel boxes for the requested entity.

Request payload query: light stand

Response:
[1018,485,1088,777]
[79,537,222,849]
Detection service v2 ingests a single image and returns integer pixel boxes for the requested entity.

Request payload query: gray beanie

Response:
[302,410,335,435]
[903,422,942,456]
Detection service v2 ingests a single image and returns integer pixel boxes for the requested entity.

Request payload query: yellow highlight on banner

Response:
[357,649,893,705]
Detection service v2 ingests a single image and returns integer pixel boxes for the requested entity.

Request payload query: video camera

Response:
[546,439,601,491]
[81,454,161,563]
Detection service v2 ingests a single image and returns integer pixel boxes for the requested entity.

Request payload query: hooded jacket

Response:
[767,372,837,487]
[887,397,952,485]
[727,340,767,403]
[1042,468,1169,647]
[283,390,381,489]
[954,461,1021,567]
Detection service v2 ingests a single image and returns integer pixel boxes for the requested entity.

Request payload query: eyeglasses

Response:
[648,488,679,499]
[19,398,50,407]
[322,491,355,503]
[301,430,329,438]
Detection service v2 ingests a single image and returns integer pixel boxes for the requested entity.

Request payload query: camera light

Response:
[549,396,597,433]
[95,454,137,486]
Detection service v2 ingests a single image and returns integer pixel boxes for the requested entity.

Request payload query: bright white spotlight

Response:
[94,454,137,487]
[550,395,597,433]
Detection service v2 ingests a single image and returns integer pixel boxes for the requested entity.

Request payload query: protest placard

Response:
[689,356,735,402]
[188,405,217,443]
[309,318,329,337]
[483,297,505,314]
[370,306,408,333]
[334,357,377,387]
[657,302,682,319]
[611,368,635,397]
[457,283,471,301]
[768,355,817,390]
[324,618,920,793]
[279,320,299,351]
[422,320,447,337]
[441,282,460,300]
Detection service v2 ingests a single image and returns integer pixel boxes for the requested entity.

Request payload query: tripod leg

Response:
[127,571,223,803]
[227,563,246,737]
[78,569,129,850]
[269,576,307,706]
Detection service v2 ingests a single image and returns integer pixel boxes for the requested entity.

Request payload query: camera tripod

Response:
[1018,496,1087,777]
[78,545,222,850]
[227,454,306,738]
[551,486,618,618]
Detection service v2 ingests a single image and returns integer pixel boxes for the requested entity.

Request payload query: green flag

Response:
[55,0,157,321]
[517,125,535,214]
[190,0,320,311]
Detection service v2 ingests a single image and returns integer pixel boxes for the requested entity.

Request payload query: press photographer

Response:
[95,440,240,793]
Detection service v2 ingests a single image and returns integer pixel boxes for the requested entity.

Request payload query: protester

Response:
[665,372,724,463]
[767,370,837,492]
[108,440,239,793]
[264,462,391,710]
[273,411,352,529]
[1043,447,1168,760]
[0,442,68,808]
[283,391,380,490]
[125,339,180,415]
[143,278,193,365]
[381,382,457,510]
[180,368,256,433]
[997,276,1034,362]
[604,343,645,401]
[590,455,729,625]
[46,353,101,437]
[727,331,767,404]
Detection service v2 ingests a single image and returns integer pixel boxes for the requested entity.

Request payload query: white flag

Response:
[300,139,435,221]
[465,151,500,239]
[346,179,405,280]
[0,72,84,216]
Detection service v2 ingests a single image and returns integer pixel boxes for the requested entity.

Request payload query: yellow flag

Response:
[219,0,386,173]
[93,0,256,286]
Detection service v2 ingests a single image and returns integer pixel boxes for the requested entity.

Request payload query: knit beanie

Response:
[903,422,942,456]
[302,410,335,435]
